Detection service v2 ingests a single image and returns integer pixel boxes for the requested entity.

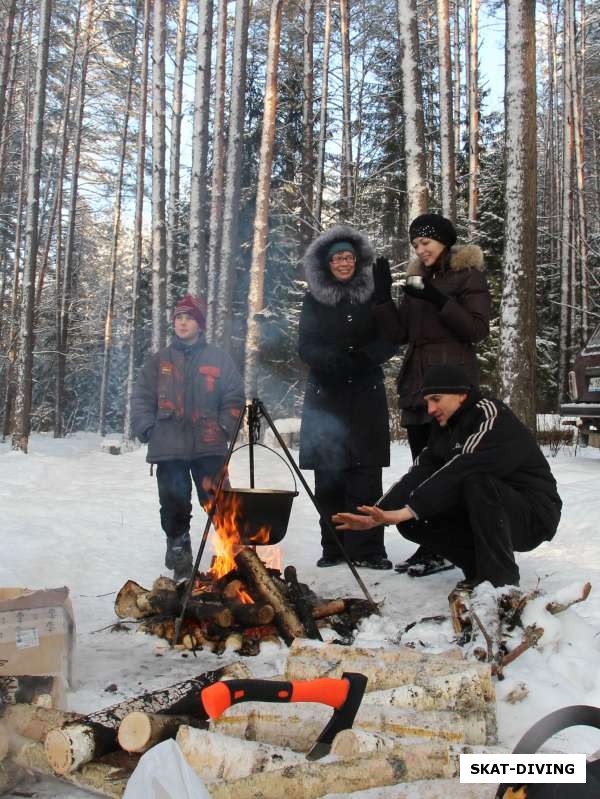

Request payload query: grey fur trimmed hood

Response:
[303,224,374,306]
[406,244,485,277]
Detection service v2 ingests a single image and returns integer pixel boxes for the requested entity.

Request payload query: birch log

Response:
[44,662,251,773]
[208,742,452,799]
[176,726,304,781]
[285,643,493,701]
[11,736,132,798]
[210,701,486,748]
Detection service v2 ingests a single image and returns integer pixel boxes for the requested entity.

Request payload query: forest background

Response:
[0,0,597,451]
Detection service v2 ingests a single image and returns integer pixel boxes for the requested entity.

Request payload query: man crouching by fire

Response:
[131,294,244,581]
[333,365,562,591]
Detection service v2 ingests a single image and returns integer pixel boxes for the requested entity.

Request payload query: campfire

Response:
[115,489,376,654]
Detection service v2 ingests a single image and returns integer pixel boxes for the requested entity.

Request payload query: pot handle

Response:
[230,442,298,495]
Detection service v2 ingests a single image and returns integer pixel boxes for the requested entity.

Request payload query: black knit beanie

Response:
[409,214,457,247]
[421,365,472,395]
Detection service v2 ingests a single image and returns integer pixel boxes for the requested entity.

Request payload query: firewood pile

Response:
[0,642,498,798]
[114,548,377,654]
[448,580,592,679]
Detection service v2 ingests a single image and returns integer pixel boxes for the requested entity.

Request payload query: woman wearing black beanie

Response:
[372,213,491,576]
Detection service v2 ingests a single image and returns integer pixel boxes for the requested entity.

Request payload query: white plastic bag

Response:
[123,739,212,799]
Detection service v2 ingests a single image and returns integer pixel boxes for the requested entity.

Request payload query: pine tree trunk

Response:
[339,0,353,219]
[467,0,479,239]
[166,0,188,310]
[152,0,168,350]
[300,0,314,250]
[243,0,285,399]
[397,0,428,225]
[98,19,137,436]
[55,0,94,439]
[214,0,249,347]
[123,0,150,444]
[437,0,456,221]
[11,0,53,452]
[206,0,228,337]
[313,0,331,226]
[498,0,537,430]
[188,0,213,297]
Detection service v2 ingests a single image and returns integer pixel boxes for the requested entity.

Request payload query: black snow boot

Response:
[165,533,193,581]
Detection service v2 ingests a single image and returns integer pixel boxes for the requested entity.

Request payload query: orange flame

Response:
[205,488,280,580]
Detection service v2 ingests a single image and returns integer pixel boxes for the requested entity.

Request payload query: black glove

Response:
[372,257,393,305]
[403,278,448,309]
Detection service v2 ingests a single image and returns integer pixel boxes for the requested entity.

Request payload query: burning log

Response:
[43,662,251,774]
[176,726,305,782]
[284,565,322,640]
[210,701,487,749]
[235,548,306,643]
[207,741,453,799]
[227,601,275,627]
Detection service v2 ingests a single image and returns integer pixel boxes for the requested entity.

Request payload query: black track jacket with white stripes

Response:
[380,392,562,540]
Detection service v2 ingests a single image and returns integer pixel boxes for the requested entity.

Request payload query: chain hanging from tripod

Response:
[249,399,262,444]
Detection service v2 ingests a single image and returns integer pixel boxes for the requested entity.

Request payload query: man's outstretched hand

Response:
[332,505,415,530]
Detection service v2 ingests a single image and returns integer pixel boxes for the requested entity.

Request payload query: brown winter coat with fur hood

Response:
[375,244,490,421]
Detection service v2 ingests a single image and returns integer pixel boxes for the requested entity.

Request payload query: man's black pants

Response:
[156,456,226,539]
[399,474,543,586]
[315,466,387,561]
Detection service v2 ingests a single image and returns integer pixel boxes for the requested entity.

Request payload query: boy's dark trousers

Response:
[156,456,226,540]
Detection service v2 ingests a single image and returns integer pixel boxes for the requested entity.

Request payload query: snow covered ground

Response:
[1,432,600,797]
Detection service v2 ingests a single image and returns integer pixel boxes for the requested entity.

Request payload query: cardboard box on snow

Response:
[0,587,75,702]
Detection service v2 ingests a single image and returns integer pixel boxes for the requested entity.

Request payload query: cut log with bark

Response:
[285,640,493,702]
[118,711,197,753]
[11,736,134,798]
[0,675,58,707]
[176,725,305,782]
[1,703,83,741]
[235,548,306,643]
[207,741,453,799]
[43,662,251,773]
[210,701,487,749]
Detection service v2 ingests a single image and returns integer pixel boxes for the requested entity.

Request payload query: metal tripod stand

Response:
[173,398,379,645]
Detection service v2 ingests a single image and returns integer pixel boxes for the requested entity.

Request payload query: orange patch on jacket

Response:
[199,365,221,392]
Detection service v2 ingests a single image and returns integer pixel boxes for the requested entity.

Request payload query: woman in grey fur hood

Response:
[298,224,397,570]
[372,212,491,577]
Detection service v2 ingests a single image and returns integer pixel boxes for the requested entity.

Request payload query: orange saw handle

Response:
[200,677,350,720]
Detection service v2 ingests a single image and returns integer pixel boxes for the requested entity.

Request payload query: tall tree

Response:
[498,0,537,429]
[437,0,456,220]
[124,0,151,443]
[166,0,189,309]
[467,0,480,238]
[98,13,137,436]
[397,0,428,224]
[214,0,249,347]
[244,0,285,398]
[188,0,213,296]
[12,0,53,451]
[152,0,168,348]
[339,0,353,218]
[313,0,331,227]
[206,0,228,337]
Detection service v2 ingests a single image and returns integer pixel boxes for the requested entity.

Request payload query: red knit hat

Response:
[173,294,207,330]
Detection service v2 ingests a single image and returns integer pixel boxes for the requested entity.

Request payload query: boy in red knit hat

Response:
[132,294,245,580]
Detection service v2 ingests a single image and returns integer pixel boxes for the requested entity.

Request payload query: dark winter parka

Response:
[375,245,490,421]
[131,335,245,463]
[298,225,398,470]
[380,391,562,542]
